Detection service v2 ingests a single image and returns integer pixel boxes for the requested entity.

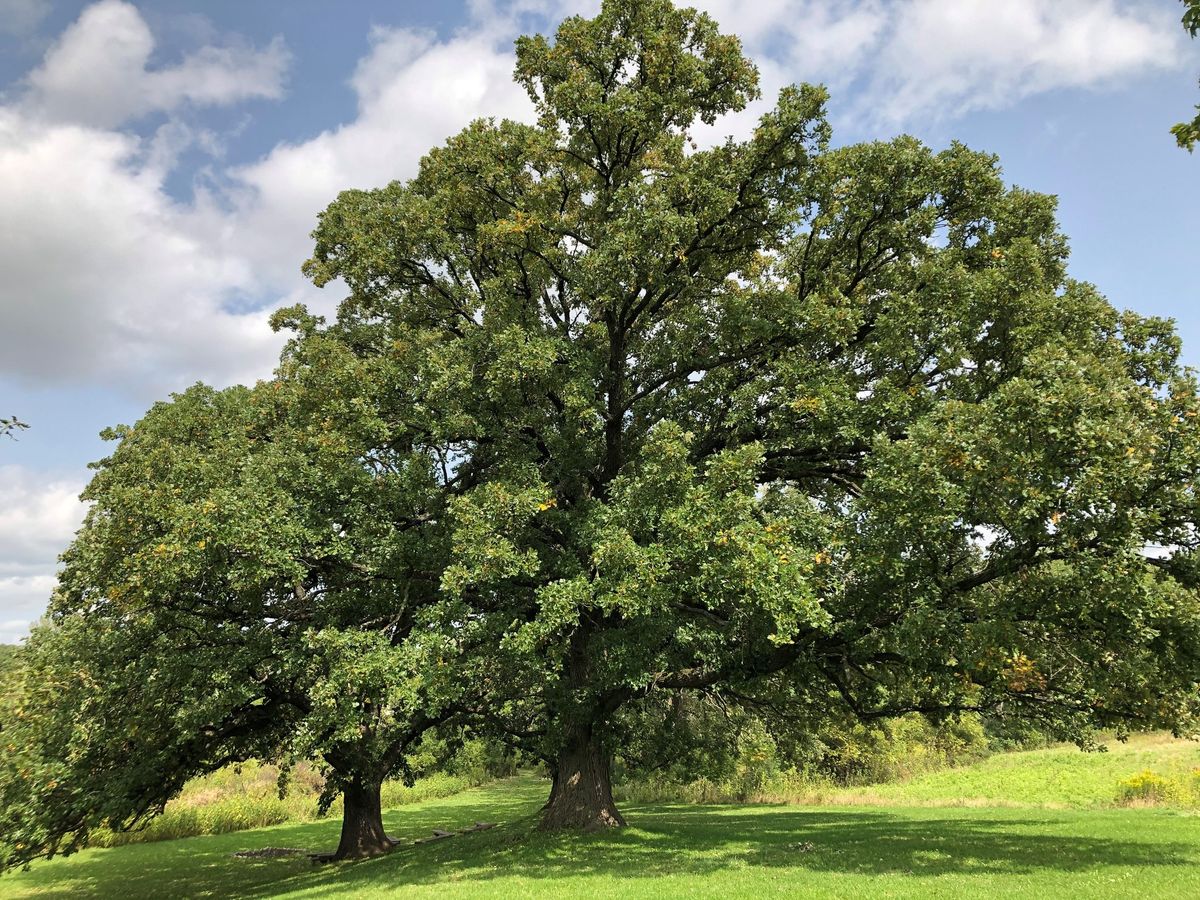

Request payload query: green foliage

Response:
[0,646,17,679]
[68,732,510,851]
[825,733,1200,809]
[1118,770,1184,806]
[90,768,482,849]
[617,710,992,805]
[1175,0,1200,150]
[0,377,461,864]
[1116,767,1200,808]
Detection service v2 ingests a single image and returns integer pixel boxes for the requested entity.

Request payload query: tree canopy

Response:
[3,0,1200,866]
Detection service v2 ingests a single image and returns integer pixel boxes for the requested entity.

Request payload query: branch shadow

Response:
[8,781,545,900]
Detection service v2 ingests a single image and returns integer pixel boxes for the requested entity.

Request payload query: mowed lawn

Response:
[4,739,1200,899]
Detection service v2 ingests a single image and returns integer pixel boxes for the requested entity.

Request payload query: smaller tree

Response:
[0,359,465,867]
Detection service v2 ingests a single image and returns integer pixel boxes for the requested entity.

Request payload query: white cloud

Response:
[23,0,289,129]
[686,0,1182,131]
[221,24,532,293]
[0,577,55,643]
[0,466,86,579]
[0,1,290,393]
[0,6,536,395]
[0,108,282,389]
[864,0,1182,125]
[0,0,48,36]
[696,0,884,80]
[0,465,85,642]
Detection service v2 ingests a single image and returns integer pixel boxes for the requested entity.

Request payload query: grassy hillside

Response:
[4,746,1200,899]
[812,732,1200,808]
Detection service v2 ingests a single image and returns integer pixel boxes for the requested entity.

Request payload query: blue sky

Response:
[1,0,1198,642]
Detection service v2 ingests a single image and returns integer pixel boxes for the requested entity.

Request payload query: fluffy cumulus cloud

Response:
[0,466,87,642]
[0,111,280,387]
[695,0,884,82]
[23,0,289,128]
[215,23,532,301]
[0,0,290,392]
[0,2,537,394]
[865,0,1182,125]
[688,0,1182,128]
[0,467,84,579]
[0,576,55,644]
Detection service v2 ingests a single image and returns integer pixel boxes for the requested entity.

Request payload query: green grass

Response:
[5,736,1200,897]
[4,768,1200,899]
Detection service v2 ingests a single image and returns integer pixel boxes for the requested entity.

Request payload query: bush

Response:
[1116,769,1200,807]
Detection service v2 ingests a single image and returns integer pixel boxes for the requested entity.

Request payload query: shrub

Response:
[1116,769,1200,807]
[615,710,994,806]
[89,762,490,848]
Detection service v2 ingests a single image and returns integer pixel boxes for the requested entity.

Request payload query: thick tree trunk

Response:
[334,777,393,859]
[539,727,626,831]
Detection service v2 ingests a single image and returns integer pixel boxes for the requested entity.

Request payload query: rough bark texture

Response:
[539,728,627,831]
[334,778,393,859]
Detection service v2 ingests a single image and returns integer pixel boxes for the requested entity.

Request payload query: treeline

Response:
[610,692,1045,804]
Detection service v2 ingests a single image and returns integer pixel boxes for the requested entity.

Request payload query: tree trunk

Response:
[542,766,561,810]
[539,726,626,831]
[335,777,393,859]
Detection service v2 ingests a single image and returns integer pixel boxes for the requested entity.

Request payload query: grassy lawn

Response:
[3,761,1200,899]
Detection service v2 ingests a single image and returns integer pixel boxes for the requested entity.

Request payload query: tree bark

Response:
[335,777,393,859]
[539,726,626,831]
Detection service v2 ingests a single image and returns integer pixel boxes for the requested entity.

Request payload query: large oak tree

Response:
[301,0,1200,829]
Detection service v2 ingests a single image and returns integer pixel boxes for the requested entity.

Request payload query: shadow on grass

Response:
[8,781,546,900]
[11,778,1200,899]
